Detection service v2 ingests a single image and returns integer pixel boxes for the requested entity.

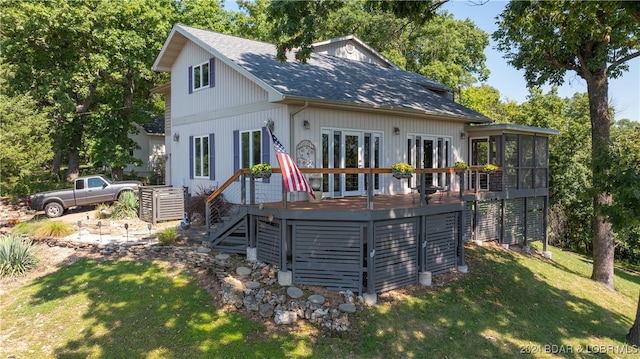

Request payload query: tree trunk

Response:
[112,168,124,181]
[65,125,83,182]
[628,293,640,345]
[586,71,615,290]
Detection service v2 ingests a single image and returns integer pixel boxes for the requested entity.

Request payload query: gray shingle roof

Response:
[171,25,491,123]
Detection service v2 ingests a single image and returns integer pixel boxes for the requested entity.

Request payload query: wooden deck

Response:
[261,191,462,211]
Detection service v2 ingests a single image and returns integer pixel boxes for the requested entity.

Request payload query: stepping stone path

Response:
[339,303,357,313]
[245,281,261,289]
[236,266,252,277]
[286,286,304,299]
[308,294,325,305]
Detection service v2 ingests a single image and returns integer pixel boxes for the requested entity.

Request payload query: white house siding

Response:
[125,129,165,178]
[170,105,289,203]
[290,106,467,195]
[313,41,389,67]
[164,92,172,185]
[170,42,268,121]
[169,41,282,199]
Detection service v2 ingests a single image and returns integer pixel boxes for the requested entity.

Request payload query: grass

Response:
[157,227,180,245]
[1,242,638,358]
[10,219,73,239]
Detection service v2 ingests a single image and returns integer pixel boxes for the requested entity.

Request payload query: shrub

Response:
[95,203,112,219]
[10,221,38,237]
[111,191,139,219]
[32,220,73,239]
[157,227,180,246]
[185,185,218,225]
[0,234,40,278]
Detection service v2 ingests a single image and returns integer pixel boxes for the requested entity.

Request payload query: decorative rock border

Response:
[41,238,366,331]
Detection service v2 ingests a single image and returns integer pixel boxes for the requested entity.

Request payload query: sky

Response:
[223,0,639,122]
[442,0,639,123]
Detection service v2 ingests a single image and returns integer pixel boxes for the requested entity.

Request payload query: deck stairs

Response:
[203,205,249,254]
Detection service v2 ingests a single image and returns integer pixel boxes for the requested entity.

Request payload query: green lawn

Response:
[1,242,638,358]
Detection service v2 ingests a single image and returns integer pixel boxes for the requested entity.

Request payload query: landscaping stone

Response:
[286,286,303,299]
[39,237,364,332]
[236,266,251,277]
[308,294,325,305]
[338,303,357,313]
[259,303,274,318]
[274,310,297,325]
[245,281,261,290]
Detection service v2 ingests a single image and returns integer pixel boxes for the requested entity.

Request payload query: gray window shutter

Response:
[188,66,193,94]
[189,135,194,179]
[261,127,270,183]
[233,130,239,181]
[209,133,215,180]
[209,58,215,88]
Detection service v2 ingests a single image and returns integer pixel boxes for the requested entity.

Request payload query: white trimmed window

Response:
[189,58,216,94]
[192,61,209,92]
[193,135,209,178]
[240,129,263,169]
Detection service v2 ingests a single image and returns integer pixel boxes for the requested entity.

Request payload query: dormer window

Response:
[188,58,215,93]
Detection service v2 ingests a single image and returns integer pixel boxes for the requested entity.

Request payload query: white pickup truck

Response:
[27,175,141,218]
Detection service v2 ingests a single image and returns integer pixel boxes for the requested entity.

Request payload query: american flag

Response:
[268,128,316,199]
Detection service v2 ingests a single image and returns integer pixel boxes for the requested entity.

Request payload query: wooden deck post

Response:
[542,195,552,259]
[278,218,292,285]
[367,170,374,210]
[241,173,246,204]
[457,209,468,273]
[249,175,255,205]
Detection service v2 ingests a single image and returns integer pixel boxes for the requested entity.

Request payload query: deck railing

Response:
[205,166,500,210]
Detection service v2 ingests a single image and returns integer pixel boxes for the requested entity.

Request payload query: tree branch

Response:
[608,50,640,71]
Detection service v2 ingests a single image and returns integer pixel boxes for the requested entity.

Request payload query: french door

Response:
[322,129,381,197]
[408,135,451,188]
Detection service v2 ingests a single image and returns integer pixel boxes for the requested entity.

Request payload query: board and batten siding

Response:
[170,106,289,198]
[171,42,269,121]
[313,41,389,67]
[290,106,468,193]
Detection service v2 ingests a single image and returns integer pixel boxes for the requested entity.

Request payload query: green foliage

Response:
[110,191,139,219]
[10,220,72,239]
[1,246,638,357]
[156,227,180,246]
[285,1,489,90]
[268,0,448,64]
[32,221,74,239]
[0,85,53,197]
[0,234,39,278]
[603,120,640,231]
[493,1,640,88]
[94,203,112,219]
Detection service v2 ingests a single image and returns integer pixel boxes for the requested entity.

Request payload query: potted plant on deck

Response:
[454,161,469,172]
[391,162,415,179]
[251,163,272,178]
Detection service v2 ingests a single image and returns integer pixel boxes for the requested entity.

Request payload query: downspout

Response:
[289,101,309,146]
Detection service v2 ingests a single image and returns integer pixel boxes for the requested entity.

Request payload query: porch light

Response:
[460,132,466,139]
[393,127,400,135]
[303,120,310,129]
[173,132,180,142]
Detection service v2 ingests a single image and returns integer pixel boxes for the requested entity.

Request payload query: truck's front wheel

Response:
[44,202,64,218]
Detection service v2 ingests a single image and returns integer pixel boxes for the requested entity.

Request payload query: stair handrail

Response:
[206,169,245,203]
